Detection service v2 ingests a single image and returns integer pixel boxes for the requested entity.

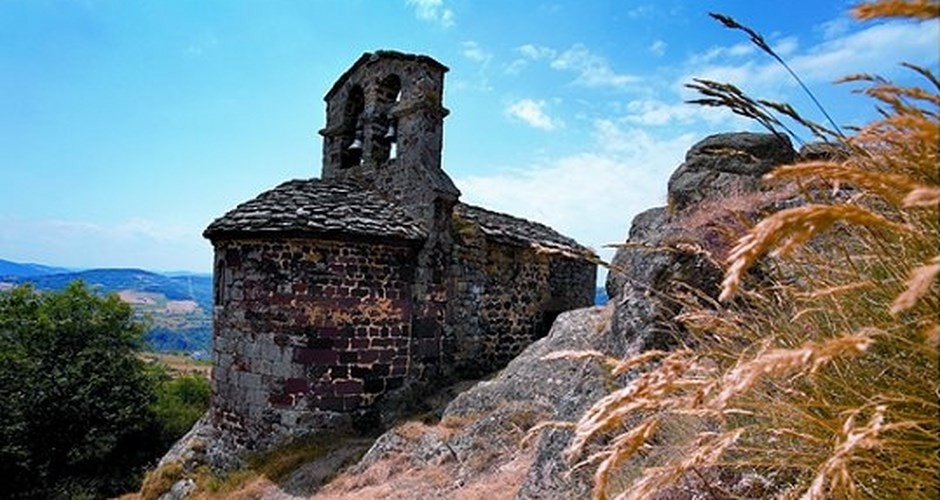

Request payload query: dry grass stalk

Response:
[720,204,902,301]
[542,349,616,365]
[765,161,923,205]
[854,0,940,20]
[520,420,576,448]
[572,3,938,498]
[589,420,659,500]
[903,186,940,207]
[890,255,940,313]
[617,429,744,500]
[798,402,926,500]
[709,332,876,411]
[564,353,702,462]
[801,281,875,299]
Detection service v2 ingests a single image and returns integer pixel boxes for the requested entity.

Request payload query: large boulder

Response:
[667,132,794,212]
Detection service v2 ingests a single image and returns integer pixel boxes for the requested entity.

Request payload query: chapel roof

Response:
[203,179,427,242]
[455,203,595,258]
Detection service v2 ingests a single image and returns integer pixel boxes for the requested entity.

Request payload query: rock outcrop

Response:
[317,132,798,499]
[153,132,800,499]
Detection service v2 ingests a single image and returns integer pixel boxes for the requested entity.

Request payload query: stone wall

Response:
[548,255,597,314]
[450,226,596,375]
[211,237,419,451]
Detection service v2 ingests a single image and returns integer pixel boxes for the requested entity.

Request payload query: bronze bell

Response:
[348,129,363,150]
[383,122,397,141]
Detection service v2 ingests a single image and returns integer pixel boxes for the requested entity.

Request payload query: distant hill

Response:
[595,287,607,306]
[0,258,72,278]
[0,259,213,354]
[4,268,213,310]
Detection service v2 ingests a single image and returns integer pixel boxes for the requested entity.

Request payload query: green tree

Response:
[0,282,163,498]
[152,372,211,445]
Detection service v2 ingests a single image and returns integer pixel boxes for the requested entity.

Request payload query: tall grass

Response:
[564,2,939,499]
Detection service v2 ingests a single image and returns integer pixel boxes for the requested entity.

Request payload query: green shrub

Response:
[0,282,163,498]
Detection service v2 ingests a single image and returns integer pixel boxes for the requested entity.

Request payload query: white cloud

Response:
[818,17,851,40]
[518,43,557,60]
[550,44,640,88]
[504,59,528,75]
[406,0,454,28]
[687,43,755,65]
[506,99,562,130]
[683,19,939,96]
[455,125,700,278]
[505,44,557,75]
[773,36,799,57]
[461,41,491,63]
[791,21,938,81]
[649,39,667,57]
[626,5,654,19]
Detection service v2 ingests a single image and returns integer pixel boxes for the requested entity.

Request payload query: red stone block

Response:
[284,378,309,394]
[334,380,363,395]
[293,347,338,365]
[268,393,293,408]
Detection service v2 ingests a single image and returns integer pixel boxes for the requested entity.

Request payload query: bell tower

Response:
[319,51,460,226]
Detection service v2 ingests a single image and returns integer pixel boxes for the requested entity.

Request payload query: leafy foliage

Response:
[151,372,211,445]
[0,282,211,499]
[0,282,162,498]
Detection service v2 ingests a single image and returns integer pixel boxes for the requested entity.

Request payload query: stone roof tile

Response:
[204,179,427,241]
[455,203,595,258]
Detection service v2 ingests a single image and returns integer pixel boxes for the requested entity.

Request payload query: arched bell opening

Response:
[341,85,365,169]
[373,74,402,164]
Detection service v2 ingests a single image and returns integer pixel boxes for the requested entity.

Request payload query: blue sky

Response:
[1,1,937,282]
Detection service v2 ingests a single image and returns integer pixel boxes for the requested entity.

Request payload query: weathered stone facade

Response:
[204,51,596,456]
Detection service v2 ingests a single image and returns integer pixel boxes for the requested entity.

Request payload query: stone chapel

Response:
[204,51,596,451]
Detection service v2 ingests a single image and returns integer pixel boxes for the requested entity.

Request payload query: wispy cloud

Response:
[683,19,938,95]
[626,5,654,19]
[619,98,747,128]
[455,125,699,268]
[505,44,557,74]
[550,44,640,88]
[518,43,557,60]
[454,41,494,91]
[406,0,454,28]
[649,39,667,57]
[506,42,639,88]
[461,41,491,63]
[506,99,562,130]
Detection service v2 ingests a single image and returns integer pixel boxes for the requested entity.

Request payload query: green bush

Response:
[0,282,163,498]
[0,281,212,498]
[152,372,211,444]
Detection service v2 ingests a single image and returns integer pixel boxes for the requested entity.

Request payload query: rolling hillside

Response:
[0,260,212,353]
